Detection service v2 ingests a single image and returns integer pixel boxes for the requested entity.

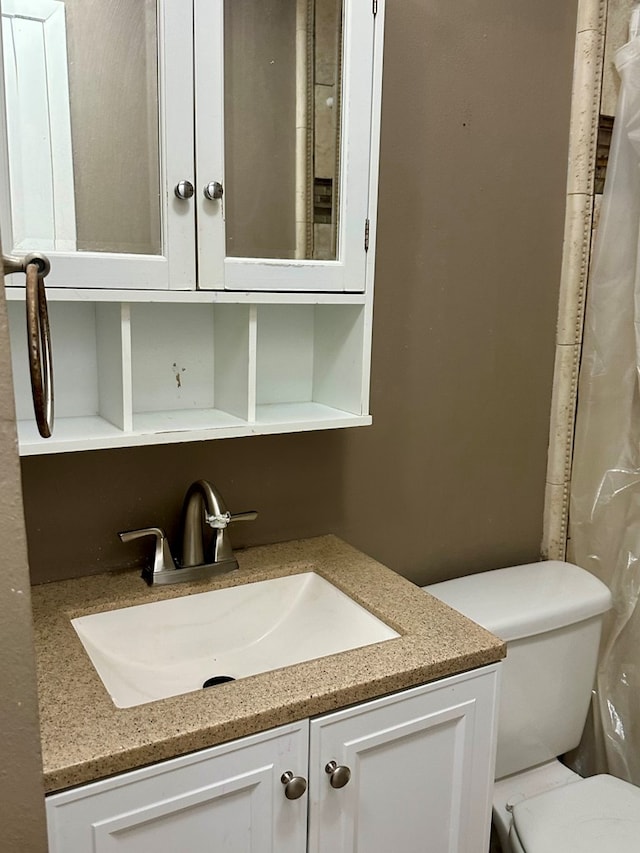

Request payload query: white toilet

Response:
[425,561,640,853]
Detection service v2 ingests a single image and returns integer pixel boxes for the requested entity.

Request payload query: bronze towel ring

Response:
[2,250,53,438]
[25,260,54,438]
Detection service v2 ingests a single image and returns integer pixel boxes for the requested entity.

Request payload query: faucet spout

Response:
[180,479,257,570]
[181,479,233,567]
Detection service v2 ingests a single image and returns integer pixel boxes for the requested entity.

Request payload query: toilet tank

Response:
[425,562,611,780]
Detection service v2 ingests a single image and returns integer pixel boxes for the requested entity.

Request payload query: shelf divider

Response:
[213,304,253,422]
[96,303,131,432]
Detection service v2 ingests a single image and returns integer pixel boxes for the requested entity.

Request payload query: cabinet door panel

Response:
[195,0,376,292]
[308,667,499,853]
[46,722,308,853]
[91,766,274,853]
[0,0,196,290]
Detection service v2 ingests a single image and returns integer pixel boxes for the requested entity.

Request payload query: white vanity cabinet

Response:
[45,666,500,853]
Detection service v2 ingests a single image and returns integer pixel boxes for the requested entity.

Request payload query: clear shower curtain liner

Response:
[569,26,640,785]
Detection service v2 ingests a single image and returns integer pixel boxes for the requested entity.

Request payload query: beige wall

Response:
[0,285,47,849]
[22,0,578,587]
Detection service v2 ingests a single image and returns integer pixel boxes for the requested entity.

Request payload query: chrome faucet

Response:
[119,479,257,586]
[181,479,257,569]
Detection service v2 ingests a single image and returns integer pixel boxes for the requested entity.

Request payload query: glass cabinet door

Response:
[0,0,195,289]
[195,0,377,292]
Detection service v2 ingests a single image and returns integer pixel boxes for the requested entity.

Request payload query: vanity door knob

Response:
[325,760,351,788]
[281,771,307,800]
[174,180,194,200]
[204,181,224,200]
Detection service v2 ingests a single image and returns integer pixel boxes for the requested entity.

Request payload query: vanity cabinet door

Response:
[307,666,500,853]
[46,721,308,853]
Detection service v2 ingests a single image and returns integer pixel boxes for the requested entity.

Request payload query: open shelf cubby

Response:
[255,304,368,426]
[7,296,371,454]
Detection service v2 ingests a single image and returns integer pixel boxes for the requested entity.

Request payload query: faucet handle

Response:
[230,511,258,524]
[119,527,178,585]
[204,510,258,529]
[204,511,231,529]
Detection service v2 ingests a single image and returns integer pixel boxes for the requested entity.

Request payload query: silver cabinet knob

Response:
[281,771,307,800]
[174,180,194,200]
[325,761,351,789]
[204,181,224,200]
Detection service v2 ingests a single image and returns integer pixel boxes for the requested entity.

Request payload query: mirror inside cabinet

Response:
[224,0,342,262]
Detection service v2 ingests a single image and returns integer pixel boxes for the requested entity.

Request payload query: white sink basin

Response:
[72,572,400,708]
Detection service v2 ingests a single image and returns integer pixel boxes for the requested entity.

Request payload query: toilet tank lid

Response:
[424,561,612,642]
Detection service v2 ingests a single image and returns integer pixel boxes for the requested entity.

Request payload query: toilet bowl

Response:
[508,773,640,853]
[424,561,640,853]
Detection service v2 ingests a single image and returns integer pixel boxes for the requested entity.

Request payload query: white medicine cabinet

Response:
[0,0,384,454]
[0,0,381,293]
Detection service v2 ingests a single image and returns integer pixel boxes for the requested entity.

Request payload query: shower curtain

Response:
[569,21,640,785]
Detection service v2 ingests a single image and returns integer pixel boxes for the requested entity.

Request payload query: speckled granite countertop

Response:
[31,535,505,793]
